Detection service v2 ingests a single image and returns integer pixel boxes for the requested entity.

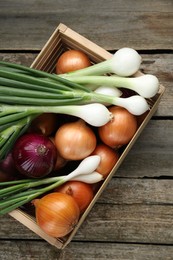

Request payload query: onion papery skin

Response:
[13,133,57,178]
[56,50,91,74]
[98,106,137,148]
[33,192,80,238]
[28,113,57,136]
[54,120,97,160]
[55,181,94,213]
[0,152,16,175]
[0,152,18,181]
[53,151,68,171]
[49,137,68,171]
[92,143,119,178]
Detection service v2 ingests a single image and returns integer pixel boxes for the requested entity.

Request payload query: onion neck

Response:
[32,198,39,207]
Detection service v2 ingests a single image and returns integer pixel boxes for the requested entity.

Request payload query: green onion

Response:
[0,60,150,160]
[0,61,91,92]
[0,155,102,215]
[62,47,142,77]
[0,103,112,160]
[64,74,159,98]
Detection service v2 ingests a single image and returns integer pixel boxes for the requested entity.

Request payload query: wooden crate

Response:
[9,23,165,249]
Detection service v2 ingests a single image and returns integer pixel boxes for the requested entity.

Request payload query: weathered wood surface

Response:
[2,204,173,244]
[1,241,173,260]
[0,0,173,51]
[0,0,173,259]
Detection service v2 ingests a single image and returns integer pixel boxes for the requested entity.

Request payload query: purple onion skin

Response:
[0,153,17,181]
[12,133,57,178]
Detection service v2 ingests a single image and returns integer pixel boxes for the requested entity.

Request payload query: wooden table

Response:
[0,0,173,259]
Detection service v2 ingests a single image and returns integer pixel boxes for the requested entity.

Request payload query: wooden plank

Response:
[141,54,173,117]
[0,0,173,50]
[99,178,173,205]
[1,203,173,244]
[74,204,173,244]
[0,240,173,260]
[117,120,173,178]
[0,215,41,240]
[0,53,38,67]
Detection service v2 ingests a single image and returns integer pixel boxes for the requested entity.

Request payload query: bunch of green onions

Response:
[0,155,102,215]
[0,60,150,160]
[0,61,109,160]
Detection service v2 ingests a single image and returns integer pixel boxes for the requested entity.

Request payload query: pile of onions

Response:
[0,46,154,240]
[12,133,57,178]
[33,192,80,238]
[56,49,91,74]
[98,106,137,148]
[55,181,94,213]
[54,120,97,160]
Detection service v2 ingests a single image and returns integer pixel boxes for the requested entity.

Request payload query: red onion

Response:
[12,133,57,178]
[0,152,16,174]
[0,152,17,181]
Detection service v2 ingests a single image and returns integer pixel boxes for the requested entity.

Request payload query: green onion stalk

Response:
[0,155,103,215]
[0,61,149,160]
[61,47,142,77]
[64,74,159,99]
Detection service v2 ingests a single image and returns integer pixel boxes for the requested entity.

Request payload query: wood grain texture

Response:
[1,241,173,260]
[116,119,173,178]
[0,0,173,50]
[1,203,173,244]
[100,178,173,205]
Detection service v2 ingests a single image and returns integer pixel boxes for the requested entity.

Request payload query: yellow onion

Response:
[92,143,119,178]
[28,113,57,136]
[55,181,94,214]
[33,192,80,238]
[54,120,97,160]
[98,106,137,148]
[56,49,91,74]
